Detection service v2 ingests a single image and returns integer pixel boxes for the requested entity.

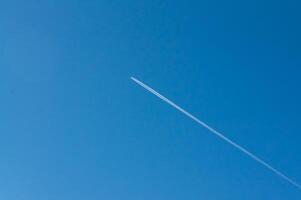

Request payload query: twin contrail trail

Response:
[131,76,301,190]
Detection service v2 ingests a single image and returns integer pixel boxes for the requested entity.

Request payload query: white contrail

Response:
[131,76,301,190]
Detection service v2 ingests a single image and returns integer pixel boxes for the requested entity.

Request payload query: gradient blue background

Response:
[1,0,301,199]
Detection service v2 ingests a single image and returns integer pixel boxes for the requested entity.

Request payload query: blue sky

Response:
[1,0,301,199]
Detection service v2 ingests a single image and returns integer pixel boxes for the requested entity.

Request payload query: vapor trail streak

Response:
[131,76,301,190]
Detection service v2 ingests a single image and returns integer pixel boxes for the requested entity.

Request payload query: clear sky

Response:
[1,0,301,199]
